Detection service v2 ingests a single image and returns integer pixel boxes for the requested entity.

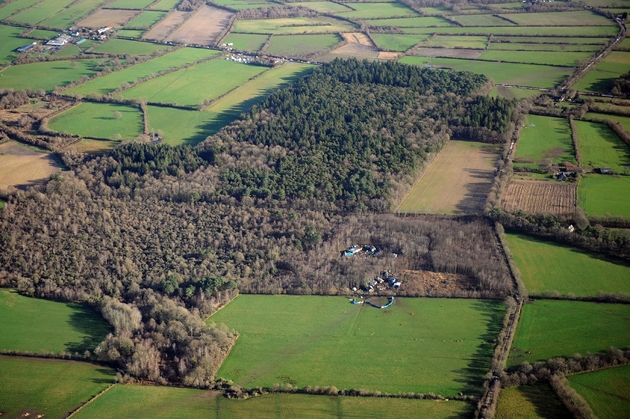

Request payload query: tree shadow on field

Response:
[454,166,495,214]
[452,300,504,396]
[65,306,112,354]
[91,367,117,384]
[520,383,573,419]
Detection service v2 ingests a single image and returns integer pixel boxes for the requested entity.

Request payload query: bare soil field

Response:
[78,9,139,28]
[409,47,484,59]
[166,5,233,46]
[341,32,374,47]
[378,51,402,60]
[397,140,500,214]
[143,11,191,41]
[0,141,60,190]
[400,270,476,296]
[502,180,576,215]
[323,42,379,61]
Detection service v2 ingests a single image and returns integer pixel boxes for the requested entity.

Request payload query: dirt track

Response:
[166,5,233,46]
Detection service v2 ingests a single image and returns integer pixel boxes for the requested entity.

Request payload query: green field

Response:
[126,11,167,29]
[429,58,572,88]
[66,48,218,96]
[117,29,145,38]
[0,0,43,20]
[0,356,115,419]
[213,0,276,9]
[568,365,630,419]
[0,59,100,92]
[514,115,576,167]
[402,26,617,37]
[398,55,433,66]
[148,63,313,145]
[578,174,630,217]
[574,51,630,93]
[453,14,514,26]
[55,44,82,57]
[489,42,602,53]
[39,0,108,29]
[73,384,473,419]
[480,50,593,66]
[92,39,170,56]
[366,16,453,27]
[210,295,504,396]
[223,33,269,52]
[0,24,35,64]
[488,86,541,100]
[0,289,110,354]
[28,28,60,39]
[109,0,154,8]
[266,34,341,56]
[372,33,429,51]
[10,0,75,24]
[575,120,630,172]
[122,59,266,107]
[49,102,143,140]
[496,384,572,419]
[505,233,630,297]
[337,2,418,19]
[587,112,630,131]
[233,17,355,34]
[509,300,630,366]
[150,0,180,9]
[426,35,488,49]
[501,11,613,26]
[293,1,353,13]
[494,36,609,45]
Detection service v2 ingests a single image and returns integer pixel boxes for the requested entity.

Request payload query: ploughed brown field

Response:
[501,179,576,215]
[143,11,191,41]
[397,140,500,214]
[78,9,139,28]
[165,5,233,46]
[0,141,60,190]
[341,32,374,47]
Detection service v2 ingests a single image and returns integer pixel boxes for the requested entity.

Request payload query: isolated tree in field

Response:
[114,111,122,119]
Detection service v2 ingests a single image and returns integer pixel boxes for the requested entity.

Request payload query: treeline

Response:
[0,89,45,110]
[235,6,320,20]
[177,0,205,11]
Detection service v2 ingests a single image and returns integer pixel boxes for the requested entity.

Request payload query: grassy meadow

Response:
[233,17,355,34]
[402,26,617,37]
[0,289,110,354]
[514,115,575,168]
[495,384,572,419]
[575,120,630,172]
[426,35,488,49]
[73,384,474,419]
[0,59,102,92]
[49,102,143,140]
[568,365,630,419]
[509,300,630,366]
[0,24,35,63]
[479,50,593,66]
[0,356,115,419]
[0,0,42,20]
[578,174,630,217]
[38,0,109,29]
[223,33,269,52]
[504,233,630,296]
[266,34,341,56]
[372,33,429,51]
[574,51,630,93]
[10,0,76,25]
[293,1,353,13]
[126,11,166,28]
[92,39,170,55]
[502,10,613,26]
[210,295,504,396]
[121,59,266,106]
[586,112,630,131]
[337,2,418,19]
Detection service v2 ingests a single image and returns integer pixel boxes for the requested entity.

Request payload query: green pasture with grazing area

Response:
[266,34,341,56]
[426,35,487,49]
[66,48,218,97]
[504,233,630,297]
[578,174,630,217]
[117,29,145,38]
[293,1,353,13]
[109,0,154,8]
[49,102,143,140]
[55,45,82,57]
[0,24,35,64]
[575,120,630,172]
[493,36,609,45]
[480,50,593,66]
[126,11,167,29]
[372,33,429,51]
[73,384,473,419]
[122,59,266,107]
[0,356,115,419]
[337,2,418,19]
[488,43,602,53]
[509,300,630,366]
[150,0,180,9]
[223,33,269,52]
[398,55,432,66]
[0,0,41,19]
[453,14,513,26]
[402,26,617,37]
[366,16,453,27]
[213,0,276,9]
[568,365,630,419]
[496,384,572,419]
[210,295,504,396]
[501,10,613,26]
[10,0,75,25]
[429,58,572,88]
[587,112,630,131]
[233,17,355,34]
[39,0,109,29]
[574,51,630,93]
[0,289,111,354]
[92,39,170,56]
[148,63,313,145]
[0,59,100,92]
[514,115,575,168]
[28,28,59,39]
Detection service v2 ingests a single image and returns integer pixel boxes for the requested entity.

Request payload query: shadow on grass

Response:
[65,306,112,354]
[520,383,573,419]
[454,145,498,214]
[452,300,504,396]
[586,122,630,167]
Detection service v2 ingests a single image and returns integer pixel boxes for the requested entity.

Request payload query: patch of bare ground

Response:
[377,51,402,60]
[78,9,139,28]
[400,270,476,296]
[0,141,60,190]
[341,32,374,47]
[143,11,191,41]
[166,5,233,46]
[322,43,379,61]
[501,179,576,215]
[409,47,484,59]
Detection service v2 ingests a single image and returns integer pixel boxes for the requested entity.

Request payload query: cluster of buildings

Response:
[343,244,381,257]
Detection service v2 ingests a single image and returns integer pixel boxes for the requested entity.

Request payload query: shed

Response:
[17,42,36,53]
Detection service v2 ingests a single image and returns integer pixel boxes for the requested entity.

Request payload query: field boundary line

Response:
[63,382,117,419]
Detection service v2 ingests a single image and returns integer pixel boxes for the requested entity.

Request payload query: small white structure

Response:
[47,34,72,47]
[97,26,112,35]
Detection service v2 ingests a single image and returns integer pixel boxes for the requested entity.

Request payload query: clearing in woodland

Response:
[568,365,630,419]
[165,5,233,46]
[209,295,504,396]
[501,180,576,215]
[72,384,473,419]
[0,356,115,419]
[0,288,111,353]
[495,384,572,419]
[0,141,60,190]
[504,233,630,297]
[514,115,576,170]
[397,140,500,214]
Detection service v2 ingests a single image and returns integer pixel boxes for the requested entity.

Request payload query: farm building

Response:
[16,43,37,53]
[47,35,72,47]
